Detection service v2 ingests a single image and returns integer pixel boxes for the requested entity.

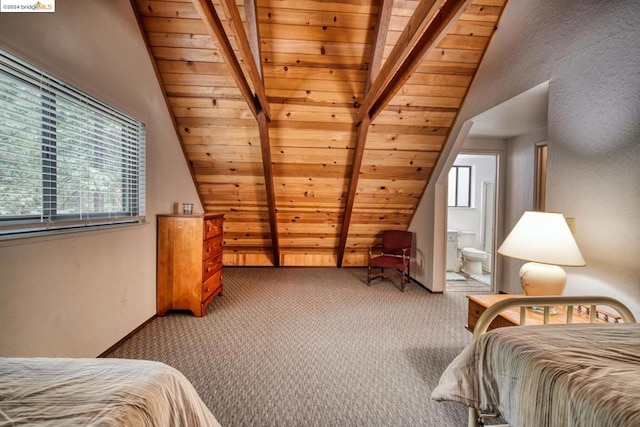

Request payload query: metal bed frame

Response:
[467,295,638,427]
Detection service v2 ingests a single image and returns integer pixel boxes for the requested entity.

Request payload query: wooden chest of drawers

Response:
[157,213,224,317]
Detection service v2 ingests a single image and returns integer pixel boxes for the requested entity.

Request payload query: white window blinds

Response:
[0,48,146,238]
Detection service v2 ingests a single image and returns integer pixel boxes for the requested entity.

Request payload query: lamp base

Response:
[520,262,567,315]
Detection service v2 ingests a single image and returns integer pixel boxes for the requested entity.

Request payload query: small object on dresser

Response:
[182,203,194,215]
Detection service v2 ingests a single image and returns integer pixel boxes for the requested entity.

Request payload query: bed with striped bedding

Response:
[0,357,220,426]
[431,295,640,427]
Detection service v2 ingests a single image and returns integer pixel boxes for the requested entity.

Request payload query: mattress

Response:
[0,357,221,426]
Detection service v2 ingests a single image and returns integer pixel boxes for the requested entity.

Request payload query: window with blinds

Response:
[0,48,145,238]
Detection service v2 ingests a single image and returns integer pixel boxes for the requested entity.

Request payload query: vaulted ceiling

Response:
[132,0,507,267]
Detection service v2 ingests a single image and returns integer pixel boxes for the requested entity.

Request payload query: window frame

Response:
[0,48,146,239]
[448,165,473,208]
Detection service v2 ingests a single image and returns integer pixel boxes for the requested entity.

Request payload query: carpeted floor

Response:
[106,267,480,426]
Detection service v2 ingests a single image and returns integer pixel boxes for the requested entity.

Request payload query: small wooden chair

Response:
[367,230,413,292]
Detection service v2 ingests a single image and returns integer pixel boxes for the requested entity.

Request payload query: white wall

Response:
[0,0,202,356]
[412,0,640,315]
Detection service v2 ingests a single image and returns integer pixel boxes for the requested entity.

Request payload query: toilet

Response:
[461,247,488,275]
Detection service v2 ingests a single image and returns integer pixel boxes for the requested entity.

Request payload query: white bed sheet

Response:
[0,357,221,427]
[431,323,640,427]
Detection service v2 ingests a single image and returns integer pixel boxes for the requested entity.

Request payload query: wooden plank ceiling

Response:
[132,0,507,267]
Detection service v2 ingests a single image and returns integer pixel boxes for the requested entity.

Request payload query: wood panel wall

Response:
[132,0,508,267]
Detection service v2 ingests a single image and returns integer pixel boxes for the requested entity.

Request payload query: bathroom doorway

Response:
[445,153,497,292]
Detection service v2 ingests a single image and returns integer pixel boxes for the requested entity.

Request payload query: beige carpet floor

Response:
[106,267,486,426]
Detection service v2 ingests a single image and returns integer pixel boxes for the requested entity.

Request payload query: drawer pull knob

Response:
[205,287,209,293]
[206,267,210,272]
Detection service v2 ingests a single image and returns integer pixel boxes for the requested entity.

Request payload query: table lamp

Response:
[498,211,586,308]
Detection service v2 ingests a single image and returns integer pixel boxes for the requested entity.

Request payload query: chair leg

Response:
[367,264,372,285]
[401,269,406,292]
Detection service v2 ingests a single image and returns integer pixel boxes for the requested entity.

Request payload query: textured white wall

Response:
[0,0,202,356]
[412,0,640,314]
[546,19,640,308]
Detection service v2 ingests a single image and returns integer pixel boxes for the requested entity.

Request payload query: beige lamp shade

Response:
[498,211,586,267]
[499,211,586,303]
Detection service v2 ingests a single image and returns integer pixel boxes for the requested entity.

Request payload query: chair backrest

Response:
[381,230,413,256]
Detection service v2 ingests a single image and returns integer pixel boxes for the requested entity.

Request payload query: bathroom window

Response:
[448,165,472,207]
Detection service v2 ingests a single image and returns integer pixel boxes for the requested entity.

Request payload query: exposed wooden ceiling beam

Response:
[370,0,470,121]
[193,0,280,265]
[219,0,279,264]
[191,0,259,119]
[359,0,469,123]
[219,0,271,120]
[337,0,392,267]
[257,111,280,266]
[337,116,370,267]
[237,0,279,266]
[338,0,469,267]
[366,0,394,93]
[243,0,262,79]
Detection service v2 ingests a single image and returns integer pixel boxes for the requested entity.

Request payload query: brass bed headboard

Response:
[472,295,637,340]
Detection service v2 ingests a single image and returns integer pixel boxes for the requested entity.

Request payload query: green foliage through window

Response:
[0,48,145,237]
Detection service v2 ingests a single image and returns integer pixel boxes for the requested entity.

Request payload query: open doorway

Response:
[445,153,497,292]
[429,82,548,294]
